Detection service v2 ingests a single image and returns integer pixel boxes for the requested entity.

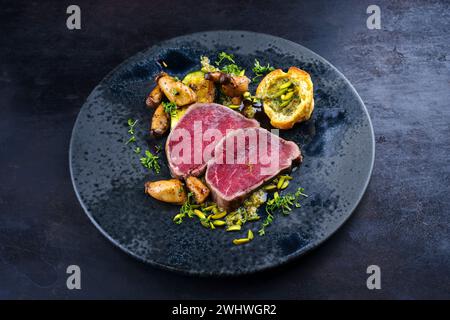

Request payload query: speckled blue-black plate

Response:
[69,31,374,276]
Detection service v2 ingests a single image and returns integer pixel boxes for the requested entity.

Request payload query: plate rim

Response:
[69,30,375,276]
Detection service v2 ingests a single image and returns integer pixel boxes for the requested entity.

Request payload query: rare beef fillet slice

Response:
[166,103,259,178]
[205,127,302,210]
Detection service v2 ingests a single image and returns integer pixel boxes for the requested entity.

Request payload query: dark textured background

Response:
[0,0,449,299]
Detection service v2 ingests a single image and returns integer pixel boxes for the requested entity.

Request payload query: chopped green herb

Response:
[162,101,178,117]
[155,144,162,154]
[294,187,308,205]
[215,52,235,66]
[127,119,138,135]
[125,119,139,144]
[125,135,136,144]
[258,212,273,236]
[221,64,244,76]
[258,187,308,236]
[134,147,141,154]
[212,52,245,75]
[266,191,293,215]
[140,150,160,173]
[173,193,195,224]
[252,59,275,82]
[226,207,247,227]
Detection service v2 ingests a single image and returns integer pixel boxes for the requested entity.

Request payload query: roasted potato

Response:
[186,176,210,204]
[182,71,216,103]
[145,85,163,108]
[221,75,250,97]
[151,104,170,137]
[157,74,197,106]
[145,179,187,205]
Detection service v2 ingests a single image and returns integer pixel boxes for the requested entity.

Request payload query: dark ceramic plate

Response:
[70,31,374,276]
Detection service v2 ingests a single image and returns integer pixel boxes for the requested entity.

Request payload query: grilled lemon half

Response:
[256,67,314,129]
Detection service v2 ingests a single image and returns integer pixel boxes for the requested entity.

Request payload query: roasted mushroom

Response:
[157,73,197,106]
[221,75,250,97]
[150,104,170,137]
[204,71,249,98]
[204,71,230,84]
[145,85,163,108]
[185,176,210,204]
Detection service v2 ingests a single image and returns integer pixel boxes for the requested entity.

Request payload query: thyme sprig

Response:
[252,59,275,82]
[140,150,160,174]
[258,187,308,236]
[126,118,139,144]
[215,52,235,65]
[221,64,244,76]
[162,101,177,117]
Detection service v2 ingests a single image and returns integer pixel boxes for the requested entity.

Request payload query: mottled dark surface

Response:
[70,31,374,275]
[0,0,449,298]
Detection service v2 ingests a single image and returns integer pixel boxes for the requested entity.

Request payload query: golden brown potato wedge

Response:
[145,85,163,108]
[144,179,187,205]
[150,104,170,137]
[182,71,215,103]
[158,74,197,106]
[185,176,210,204]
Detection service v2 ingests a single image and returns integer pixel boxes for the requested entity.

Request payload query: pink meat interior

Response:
[206,127,299,198]
[167,104,258,176]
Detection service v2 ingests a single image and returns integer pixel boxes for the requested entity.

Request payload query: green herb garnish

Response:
[252,59,275,82]
[215,52,235,65]
[258,187,308,236]
[126,119,138,144]
[125,135,136,145]
[162,101,177,117]
[258,212,273,236]
[127,119,138,135]
[214,52,244,75]
[225,207,247,227]
[221,64,244,76]
[173,193,195,224]
[140,150,160,174]
[133,147,141,154]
